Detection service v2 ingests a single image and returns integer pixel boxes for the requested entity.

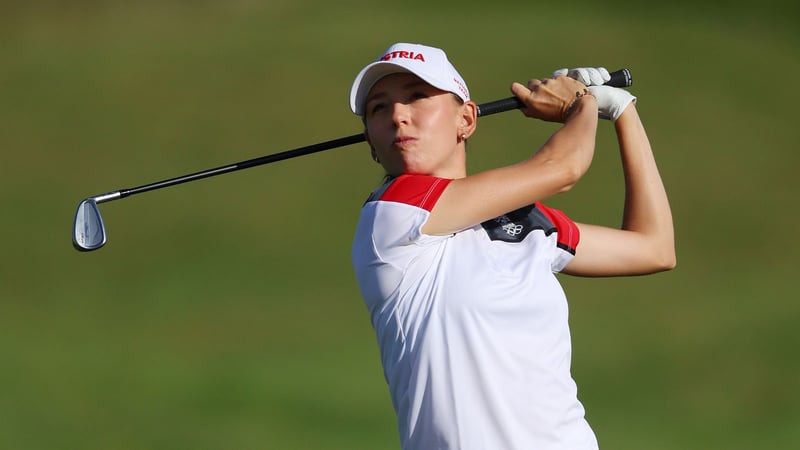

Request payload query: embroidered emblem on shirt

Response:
[494,215,524,236]
[481,204,556,243]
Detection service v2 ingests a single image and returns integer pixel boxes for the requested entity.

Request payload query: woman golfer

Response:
[350,42,675,450]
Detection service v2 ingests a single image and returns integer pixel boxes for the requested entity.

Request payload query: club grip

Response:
[607,68,632,88]
[476,68,632,117]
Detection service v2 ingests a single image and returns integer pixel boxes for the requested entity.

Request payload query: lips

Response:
[393,135,417,148]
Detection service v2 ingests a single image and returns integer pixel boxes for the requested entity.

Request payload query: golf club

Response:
[72,69,632,252]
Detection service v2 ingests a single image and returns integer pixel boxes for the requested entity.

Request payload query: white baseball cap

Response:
[349,42,471,116]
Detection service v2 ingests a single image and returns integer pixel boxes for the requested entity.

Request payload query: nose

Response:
[391,101,411,126]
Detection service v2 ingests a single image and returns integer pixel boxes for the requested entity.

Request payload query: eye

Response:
[410,91,428,101]
[367,102,386,116]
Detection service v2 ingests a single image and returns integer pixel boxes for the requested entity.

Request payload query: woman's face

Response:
[364,73,468,178]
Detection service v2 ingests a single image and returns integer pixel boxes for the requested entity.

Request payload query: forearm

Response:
[615,105,675,266]
[527,96,599,192]
[425,97,598,236]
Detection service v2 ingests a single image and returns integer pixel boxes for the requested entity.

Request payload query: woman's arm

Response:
[424,77,599,235]
[563,104,676,276]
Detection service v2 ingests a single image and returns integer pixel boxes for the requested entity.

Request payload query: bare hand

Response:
[511,76,590,123]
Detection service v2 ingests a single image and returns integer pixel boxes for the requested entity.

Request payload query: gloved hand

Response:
[552,67,610,86]
[552,67,636,121]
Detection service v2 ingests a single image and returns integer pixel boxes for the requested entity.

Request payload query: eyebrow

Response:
[365,79,430,106]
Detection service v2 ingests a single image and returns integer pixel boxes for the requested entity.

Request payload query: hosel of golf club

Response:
[91,191,122,204]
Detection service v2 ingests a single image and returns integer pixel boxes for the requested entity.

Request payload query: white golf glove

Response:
[552,67,636,121]
[552,67,610,86]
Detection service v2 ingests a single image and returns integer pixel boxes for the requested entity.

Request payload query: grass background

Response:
[2,0,798,448]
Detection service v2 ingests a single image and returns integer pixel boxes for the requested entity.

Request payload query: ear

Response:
[459,101,478,139]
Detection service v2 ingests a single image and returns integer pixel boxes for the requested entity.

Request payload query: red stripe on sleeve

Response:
[380,174,452,212]
[536,202,580,253]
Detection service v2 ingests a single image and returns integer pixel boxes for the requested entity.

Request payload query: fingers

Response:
[567,67,611,86]
[511,81,537,118]
[513,76,586,102]
[512,76,588,122]
[510,78,550,108]
[597,67,610,82]
[510,81,531,98]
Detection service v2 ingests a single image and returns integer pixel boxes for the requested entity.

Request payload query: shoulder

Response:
[535,202,580,255]
[367,174,453,211]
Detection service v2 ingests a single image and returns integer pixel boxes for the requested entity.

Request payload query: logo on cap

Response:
[380,51,426,62]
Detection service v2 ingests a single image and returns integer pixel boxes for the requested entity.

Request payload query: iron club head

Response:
[72,199,107,251]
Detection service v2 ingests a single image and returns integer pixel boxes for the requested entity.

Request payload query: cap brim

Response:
[349,62,416,115]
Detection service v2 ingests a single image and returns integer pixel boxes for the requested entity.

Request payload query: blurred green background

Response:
[2,0,798,448]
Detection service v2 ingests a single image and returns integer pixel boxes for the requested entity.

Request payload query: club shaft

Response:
[119,133,366,198]
[107,68,630,199]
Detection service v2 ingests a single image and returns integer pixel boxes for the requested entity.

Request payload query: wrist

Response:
[562,89,597,122]
[613,101,638,126]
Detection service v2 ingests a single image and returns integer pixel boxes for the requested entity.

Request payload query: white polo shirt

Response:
[352,174,598,450]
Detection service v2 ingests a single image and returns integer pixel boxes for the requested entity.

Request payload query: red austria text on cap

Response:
[380,51,426,62]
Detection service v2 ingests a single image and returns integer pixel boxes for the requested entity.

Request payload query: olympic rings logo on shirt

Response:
[502,223,524,236]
